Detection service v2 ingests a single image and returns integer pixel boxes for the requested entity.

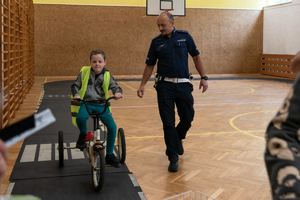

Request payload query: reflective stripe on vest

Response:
[71,67,111,127]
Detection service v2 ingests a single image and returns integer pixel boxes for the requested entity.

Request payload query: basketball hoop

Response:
[146,0,185,16]
[163,9,174,12]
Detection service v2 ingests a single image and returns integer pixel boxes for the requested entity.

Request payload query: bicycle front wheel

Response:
[92,148,105,191]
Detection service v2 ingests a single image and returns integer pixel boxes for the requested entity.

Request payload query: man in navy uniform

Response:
[137,12,208,172]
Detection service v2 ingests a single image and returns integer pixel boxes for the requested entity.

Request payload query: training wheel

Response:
[58,130,64,167]
[117,128,126,163]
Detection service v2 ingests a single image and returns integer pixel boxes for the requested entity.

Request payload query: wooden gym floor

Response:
[1,74,294,199]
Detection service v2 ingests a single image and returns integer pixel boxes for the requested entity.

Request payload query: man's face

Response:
[157,14,174,37]
[90,54,106,74]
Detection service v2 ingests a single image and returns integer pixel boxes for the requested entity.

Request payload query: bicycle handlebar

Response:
[73,96,115,116]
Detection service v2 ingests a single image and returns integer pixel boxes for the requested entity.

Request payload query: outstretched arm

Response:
[193,54,208,93]
[137,64,155,98]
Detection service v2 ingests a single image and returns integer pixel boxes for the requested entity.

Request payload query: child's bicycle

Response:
[57,96,126,191]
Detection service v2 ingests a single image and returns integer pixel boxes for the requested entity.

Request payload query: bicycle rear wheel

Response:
[92,148,105,191]
[58,130,64,167]
[117,128,126,163]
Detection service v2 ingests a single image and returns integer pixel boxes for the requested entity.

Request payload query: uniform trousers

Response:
[156,81,194,158]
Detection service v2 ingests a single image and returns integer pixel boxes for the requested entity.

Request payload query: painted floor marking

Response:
[129,174,139,187]
[55,143,69,160]
[5,182,15,196]
[70,142,85,159]
[38,144,52,161]
[138,192,147,200]
[20,144,37,162]
[229,110,275,140]
[119,82,136,90]
[46,95,71,98]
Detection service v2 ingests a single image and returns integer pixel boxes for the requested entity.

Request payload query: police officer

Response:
[137,12,208,172]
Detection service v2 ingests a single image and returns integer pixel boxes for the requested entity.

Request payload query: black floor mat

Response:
[8,80,145,200]
[11,173,143,200]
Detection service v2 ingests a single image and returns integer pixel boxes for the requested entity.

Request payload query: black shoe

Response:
[76,133,86,151]
[177,140,184,155]
[106,154,121,168]
[168,155,178,172]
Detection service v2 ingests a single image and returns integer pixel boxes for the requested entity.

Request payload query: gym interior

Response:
[1,0,300,199]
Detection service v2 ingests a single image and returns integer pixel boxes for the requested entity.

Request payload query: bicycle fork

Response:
[91,128,104,168]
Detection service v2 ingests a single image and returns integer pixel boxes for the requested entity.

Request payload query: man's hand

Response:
[199,79,208,93]
[114,93,122,100]
[137,85,145,98]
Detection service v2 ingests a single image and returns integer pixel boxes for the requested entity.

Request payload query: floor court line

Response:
[110,102,283,109]
[125,130,265,139]
[18,129,267,163]
[119,82,136,90]
[229,110,275,140]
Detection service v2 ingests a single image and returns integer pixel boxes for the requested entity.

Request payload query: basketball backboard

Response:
[146,0,186,16]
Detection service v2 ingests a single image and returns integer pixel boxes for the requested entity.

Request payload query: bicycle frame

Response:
[73,97,115,166]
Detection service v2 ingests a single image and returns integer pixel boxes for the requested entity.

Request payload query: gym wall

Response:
[34,1,264,76]
[263,0,300,54]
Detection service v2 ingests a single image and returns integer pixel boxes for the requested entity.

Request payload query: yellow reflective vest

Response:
[71,66,111,127]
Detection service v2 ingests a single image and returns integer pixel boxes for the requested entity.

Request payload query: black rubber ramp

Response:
[8,80,146,200]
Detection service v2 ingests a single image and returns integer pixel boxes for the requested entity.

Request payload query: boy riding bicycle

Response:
[71,49,122,168]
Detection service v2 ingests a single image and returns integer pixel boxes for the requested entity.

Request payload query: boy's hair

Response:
[90,49,106,61]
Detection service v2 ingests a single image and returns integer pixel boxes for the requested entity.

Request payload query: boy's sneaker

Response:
[177,140,184,155]
[76,133,86,151]
[168,155,178,172]
[106,154,121,168]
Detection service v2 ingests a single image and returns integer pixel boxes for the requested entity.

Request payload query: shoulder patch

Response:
[177,30,188,34]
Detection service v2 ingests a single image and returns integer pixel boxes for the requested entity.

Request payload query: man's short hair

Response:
[160,11,174,23]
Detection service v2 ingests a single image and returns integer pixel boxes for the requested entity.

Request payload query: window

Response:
[267,0,292,6]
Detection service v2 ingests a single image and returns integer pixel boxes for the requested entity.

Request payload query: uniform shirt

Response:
[146,28,200,78]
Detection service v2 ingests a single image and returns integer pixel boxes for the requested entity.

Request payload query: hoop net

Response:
[163,9,174,12]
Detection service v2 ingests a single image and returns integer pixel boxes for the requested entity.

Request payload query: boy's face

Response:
[90,54,106,74]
